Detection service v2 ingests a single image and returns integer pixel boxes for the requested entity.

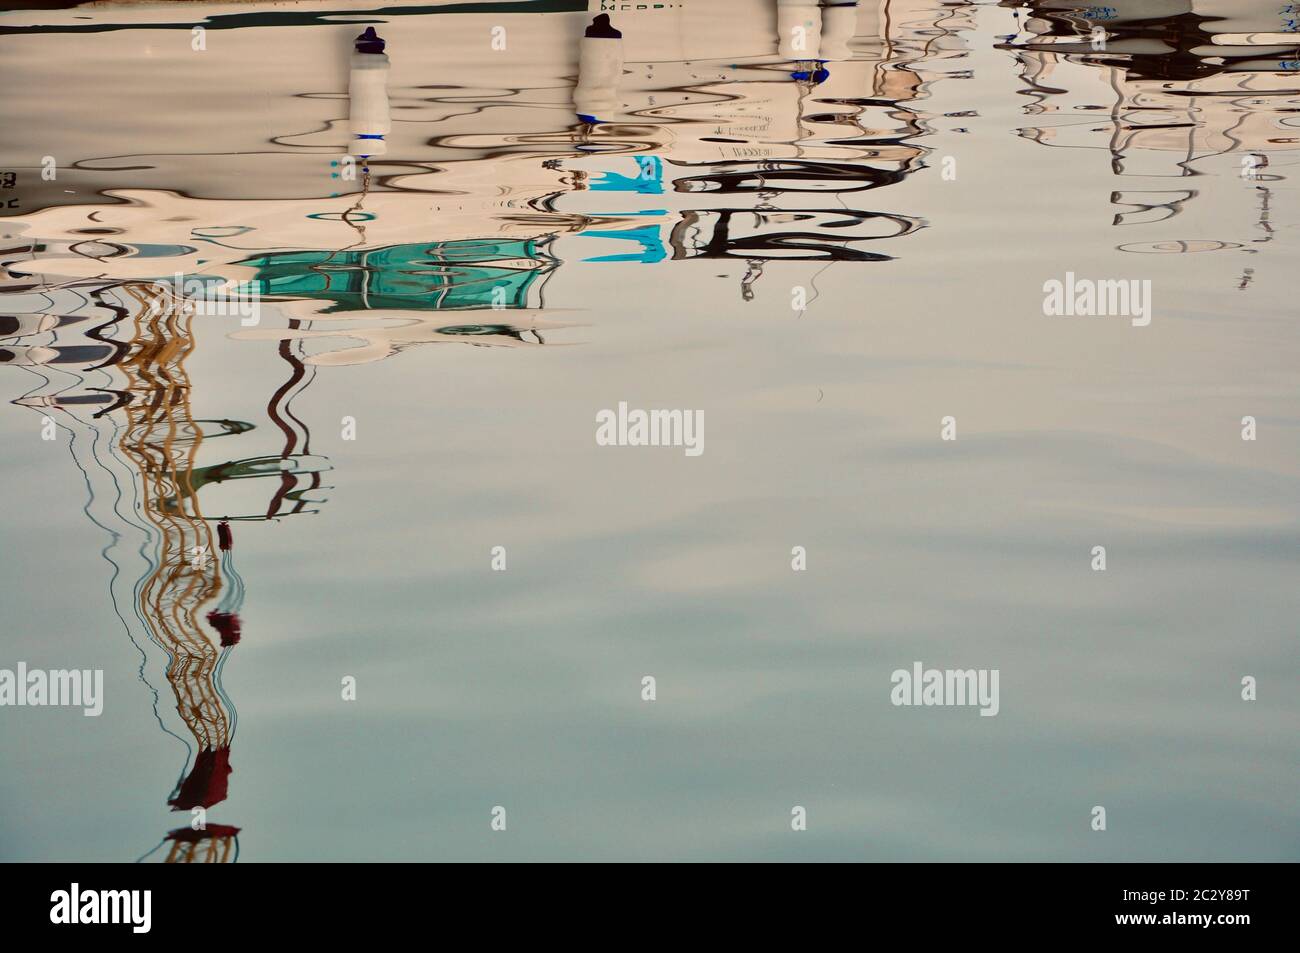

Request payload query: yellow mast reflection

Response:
[113,282,242,856]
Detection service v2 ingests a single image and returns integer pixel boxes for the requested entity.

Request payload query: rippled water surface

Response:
[1,0,1297,861]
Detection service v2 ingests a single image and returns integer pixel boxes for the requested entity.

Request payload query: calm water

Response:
[1,0,1297,862]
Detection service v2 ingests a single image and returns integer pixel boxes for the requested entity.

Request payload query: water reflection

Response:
[2,4,959,361]
[144,824,243,864]
[0,5,967,857]
[1,0,1291,861]
[1001,0,1297,273]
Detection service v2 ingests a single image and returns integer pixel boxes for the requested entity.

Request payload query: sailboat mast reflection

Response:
[1001,0,1298,265]
[108,284,244,859]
